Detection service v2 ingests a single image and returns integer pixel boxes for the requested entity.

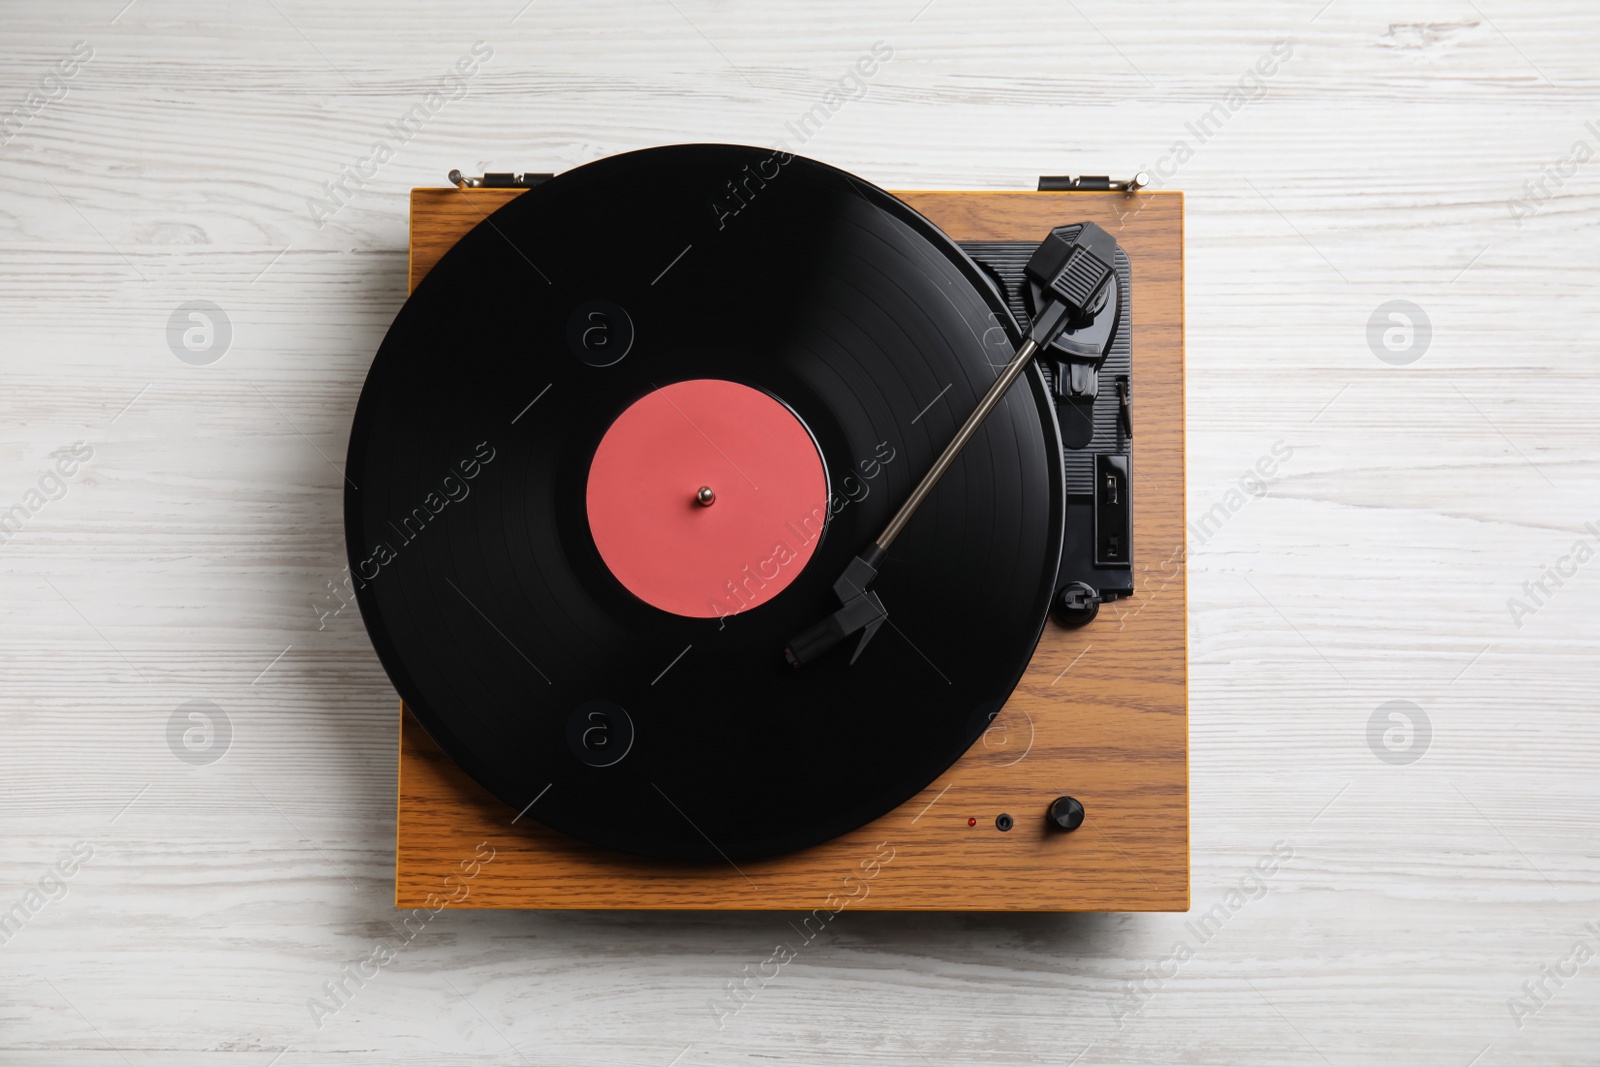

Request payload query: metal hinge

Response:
[447,169,555,189]
[1037,173,1150,193]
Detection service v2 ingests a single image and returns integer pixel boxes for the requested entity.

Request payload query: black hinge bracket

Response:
[448,170,555,189]
[1038,173,1149,193]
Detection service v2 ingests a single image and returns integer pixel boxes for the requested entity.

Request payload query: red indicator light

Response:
[967,817,976,827]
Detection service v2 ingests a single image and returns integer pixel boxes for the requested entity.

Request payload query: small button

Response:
[995,813,1014,832]
[1048,796,1085,832]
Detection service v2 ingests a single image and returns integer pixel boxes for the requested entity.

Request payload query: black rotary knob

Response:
[1048,795,1085,832]
[1052,582,1100,628]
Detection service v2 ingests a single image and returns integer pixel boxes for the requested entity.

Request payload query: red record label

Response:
[585,379,828,618]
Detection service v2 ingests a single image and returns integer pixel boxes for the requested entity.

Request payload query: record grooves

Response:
[347,145,1064,860]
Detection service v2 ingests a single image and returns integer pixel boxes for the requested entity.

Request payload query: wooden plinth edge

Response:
[396,186,1187,910]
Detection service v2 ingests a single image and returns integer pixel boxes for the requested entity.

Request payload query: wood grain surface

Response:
[2,0,1597,1063]
[397,188,1187,911]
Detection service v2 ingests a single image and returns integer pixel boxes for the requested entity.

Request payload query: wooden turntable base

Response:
[396,184,1186,911]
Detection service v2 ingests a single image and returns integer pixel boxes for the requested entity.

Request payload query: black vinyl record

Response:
[345,144,1064,860]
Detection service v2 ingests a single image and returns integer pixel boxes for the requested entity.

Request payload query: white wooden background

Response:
[2,0,1596,1063]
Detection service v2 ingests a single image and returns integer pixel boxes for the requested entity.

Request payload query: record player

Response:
[350,144,1187,910]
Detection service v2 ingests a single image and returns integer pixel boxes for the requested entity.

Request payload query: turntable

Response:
[349,145,1187,910]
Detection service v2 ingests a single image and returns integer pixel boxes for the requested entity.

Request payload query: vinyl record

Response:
[345,144,1064,860]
